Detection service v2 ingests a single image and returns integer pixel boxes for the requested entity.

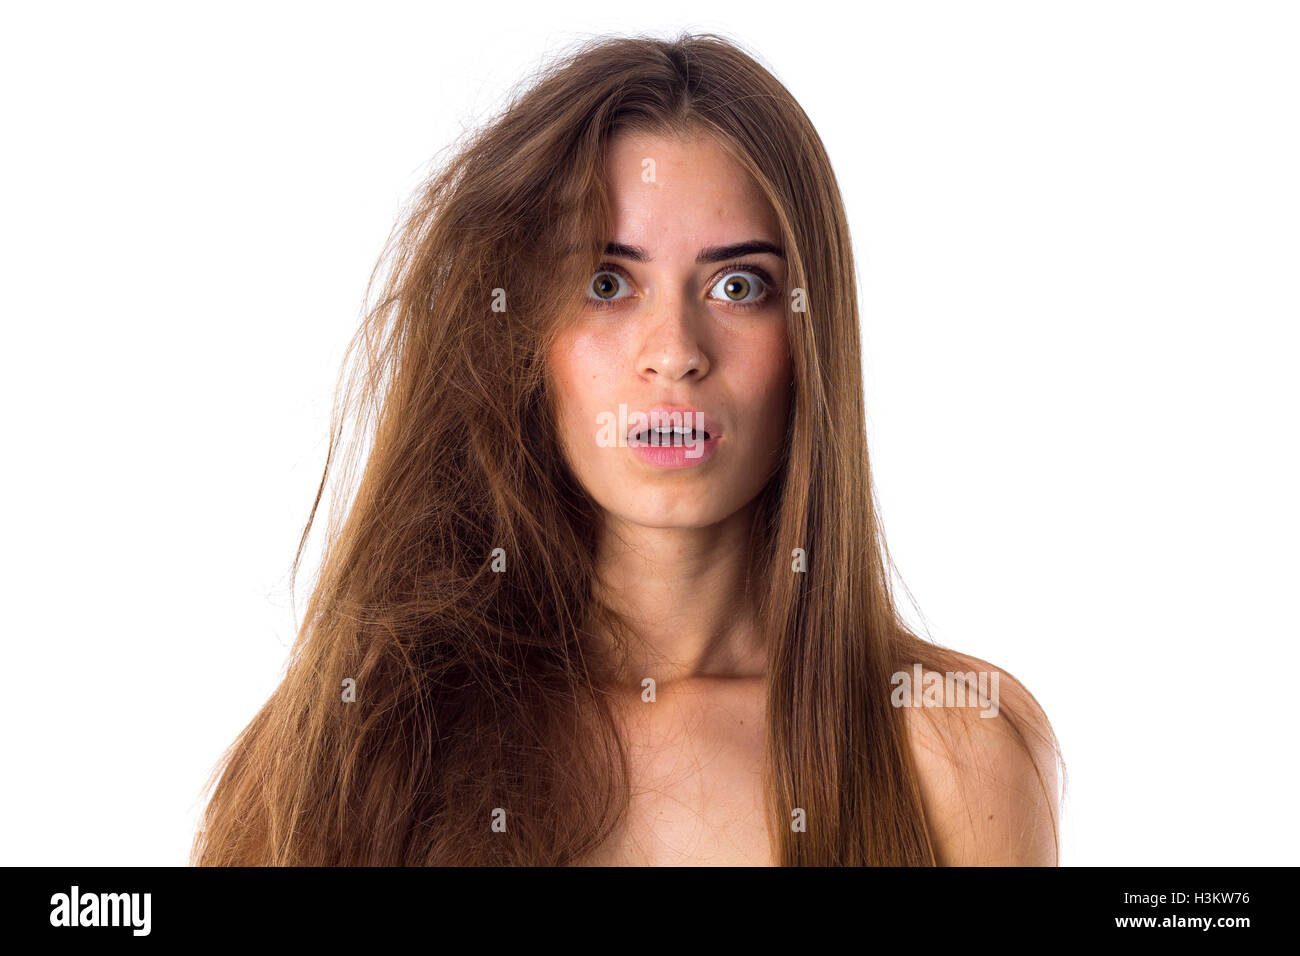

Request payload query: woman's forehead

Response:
[601,132,780,254]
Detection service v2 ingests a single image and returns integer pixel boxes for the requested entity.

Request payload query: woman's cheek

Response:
[742,331,793,457]
[731,328,791,398]
[551,351,614,480]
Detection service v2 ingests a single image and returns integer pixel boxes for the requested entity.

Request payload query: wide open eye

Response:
[588,269,632,304]
[708,269,767,305]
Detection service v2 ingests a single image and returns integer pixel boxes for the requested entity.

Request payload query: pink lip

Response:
[626,405,721,470]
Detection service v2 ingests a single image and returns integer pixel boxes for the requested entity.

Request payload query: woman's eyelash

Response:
[587,261,779,310]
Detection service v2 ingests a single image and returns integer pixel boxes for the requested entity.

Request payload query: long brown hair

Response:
[192,31,1063,866]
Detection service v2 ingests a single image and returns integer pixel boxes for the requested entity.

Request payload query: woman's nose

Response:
[635,300,710,381]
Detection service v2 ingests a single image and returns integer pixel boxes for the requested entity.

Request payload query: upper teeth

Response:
[641,425,703,441]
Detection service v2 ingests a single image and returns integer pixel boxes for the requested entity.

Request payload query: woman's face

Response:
[548,129,793,530]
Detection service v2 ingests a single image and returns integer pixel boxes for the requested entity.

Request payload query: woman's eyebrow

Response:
[604,240,785,263]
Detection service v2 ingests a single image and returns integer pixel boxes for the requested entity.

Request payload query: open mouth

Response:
[631,424,713,446]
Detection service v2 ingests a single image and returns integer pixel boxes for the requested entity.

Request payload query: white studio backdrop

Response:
[1,0,1295,865]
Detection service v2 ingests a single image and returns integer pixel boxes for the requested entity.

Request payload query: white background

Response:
[2,0,1295,866]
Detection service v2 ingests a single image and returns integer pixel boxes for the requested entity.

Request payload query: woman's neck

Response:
[590,504,767,687]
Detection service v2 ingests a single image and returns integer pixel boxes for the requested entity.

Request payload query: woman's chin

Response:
[605,503,738,532]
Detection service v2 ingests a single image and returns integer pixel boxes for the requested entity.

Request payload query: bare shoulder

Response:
[899,650,1062,866]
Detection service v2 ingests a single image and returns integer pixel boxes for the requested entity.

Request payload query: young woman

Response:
[193,32,1063,866]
